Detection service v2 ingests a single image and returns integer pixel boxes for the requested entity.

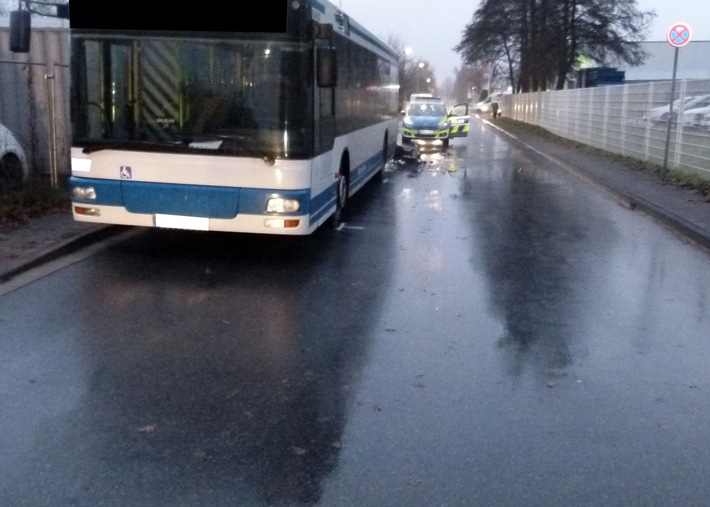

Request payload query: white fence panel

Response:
[502,79,710,182]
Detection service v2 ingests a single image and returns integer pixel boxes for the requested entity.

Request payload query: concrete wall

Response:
[0,26,69,181]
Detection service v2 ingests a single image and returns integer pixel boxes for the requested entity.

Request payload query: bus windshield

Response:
[72,36,313,159]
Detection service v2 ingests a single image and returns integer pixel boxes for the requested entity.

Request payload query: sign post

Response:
[663,23,692,179]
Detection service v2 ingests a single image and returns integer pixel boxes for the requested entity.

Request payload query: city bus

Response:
[18,0,400,234]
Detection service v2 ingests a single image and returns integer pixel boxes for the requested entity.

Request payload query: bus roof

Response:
[313,0,398,62]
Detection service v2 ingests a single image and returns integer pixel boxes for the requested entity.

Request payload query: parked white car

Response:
[699,112,710,131]
[0,122,28,189]
[672,95,710,125]
[643,95,704,124]
[473,91,509,117]
[680,105,710,129]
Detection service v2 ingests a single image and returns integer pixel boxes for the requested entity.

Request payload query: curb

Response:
[0,225,124,284]
[486,118,710,253]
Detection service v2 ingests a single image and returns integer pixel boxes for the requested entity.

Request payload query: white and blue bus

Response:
[63,0,399,234]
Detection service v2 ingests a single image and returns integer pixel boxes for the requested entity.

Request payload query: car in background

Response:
[699,112,710,131]
[0,122,28,191]
[643,95,704,124]
[402,93,444,115]
[409,93,441,103]
[679,103,710,129]
[401,100,451,149]
[664,94,710,123]
[473,91,507,117]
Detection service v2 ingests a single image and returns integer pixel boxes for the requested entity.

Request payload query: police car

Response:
[401,99,451,149]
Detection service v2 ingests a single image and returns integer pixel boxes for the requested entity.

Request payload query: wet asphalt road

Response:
[1,119,710,506]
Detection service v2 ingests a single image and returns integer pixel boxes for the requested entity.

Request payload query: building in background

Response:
[620,41,710,82]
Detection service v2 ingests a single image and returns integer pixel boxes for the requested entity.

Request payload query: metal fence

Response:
[501,79,710,182]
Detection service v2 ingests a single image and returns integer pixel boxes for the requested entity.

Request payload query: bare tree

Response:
[455,0,655,92]
[454,0,522,92]
[387,34,436,107]
[451,63,492,104]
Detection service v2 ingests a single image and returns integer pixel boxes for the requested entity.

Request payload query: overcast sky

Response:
[339,0,709,84]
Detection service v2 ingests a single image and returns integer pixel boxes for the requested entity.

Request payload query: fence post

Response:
[662,47,680,180]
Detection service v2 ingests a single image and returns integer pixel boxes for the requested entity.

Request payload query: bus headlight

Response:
[71,186,97,200]
[266,196,300,213]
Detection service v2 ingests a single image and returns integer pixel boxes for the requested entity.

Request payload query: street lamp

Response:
[417,62,424,92]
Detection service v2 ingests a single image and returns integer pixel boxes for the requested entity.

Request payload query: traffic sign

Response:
[662,22,692,176]
[667,23,691,47]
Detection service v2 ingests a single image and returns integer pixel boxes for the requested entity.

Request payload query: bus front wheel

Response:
[330,162,349,228]
[377,135,388,181]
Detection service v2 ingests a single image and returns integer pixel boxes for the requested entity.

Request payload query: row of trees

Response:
[454,0,656,93]
[387,36,440,109]
[388,0,656,106]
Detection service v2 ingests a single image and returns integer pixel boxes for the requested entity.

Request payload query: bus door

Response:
[314,45,336,155]
[315,87,335,154]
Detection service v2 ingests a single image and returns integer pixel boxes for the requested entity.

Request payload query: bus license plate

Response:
[155,214,209,231]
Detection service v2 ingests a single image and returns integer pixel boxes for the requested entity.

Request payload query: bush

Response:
[0,177,69,227]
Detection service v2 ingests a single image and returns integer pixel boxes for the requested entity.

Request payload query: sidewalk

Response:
[489,118,710,252]
[1,119,708,283]
[0,211,113,282]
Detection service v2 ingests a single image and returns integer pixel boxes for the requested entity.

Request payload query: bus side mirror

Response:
[316,47,337,88]
[10,10,31,53]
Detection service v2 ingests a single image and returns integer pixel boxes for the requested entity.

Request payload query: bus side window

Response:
[317,48,337,88]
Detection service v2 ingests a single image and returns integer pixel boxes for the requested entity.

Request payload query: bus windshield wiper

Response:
[81,140,192,154]
[82,137,229,154]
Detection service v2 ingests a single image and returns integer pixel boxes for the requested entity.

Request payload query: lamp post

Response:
[417,62,424,93]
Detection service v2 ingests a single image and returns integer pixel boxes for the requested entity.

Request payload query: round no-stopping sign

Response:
[667,23,691,47]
